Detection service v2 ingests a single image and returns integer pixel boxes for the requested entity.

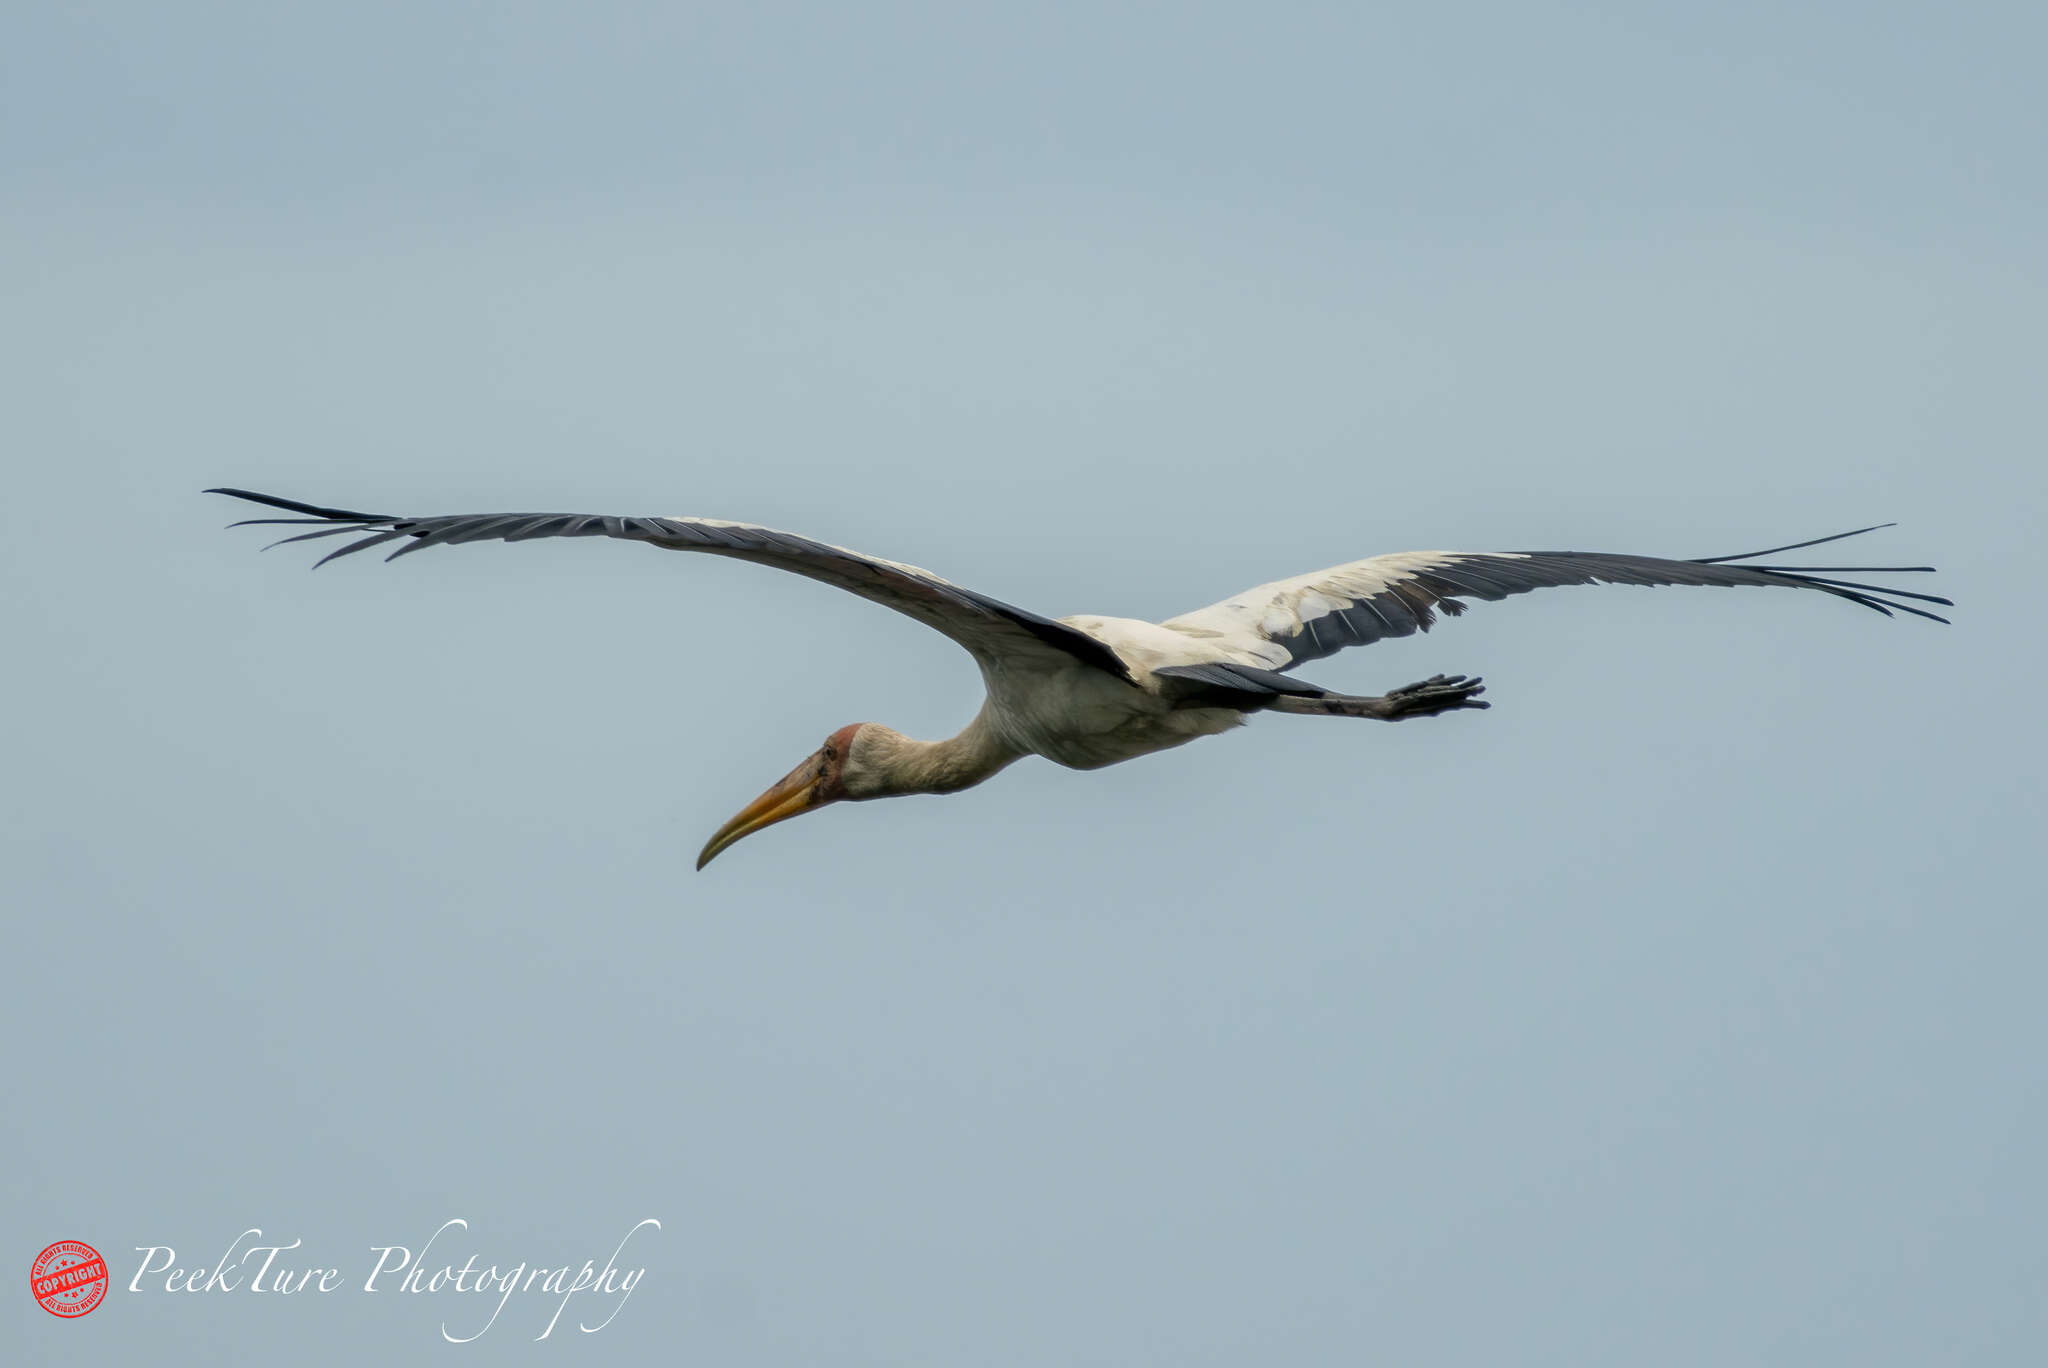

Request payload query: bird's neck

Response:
[870,708,1023,796]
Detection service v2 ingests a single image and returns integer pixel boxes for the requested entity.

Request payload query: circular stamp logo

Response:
[31,1241,108,1318]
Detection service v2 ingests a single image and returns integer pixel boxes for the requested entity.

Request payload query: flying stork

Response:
[209,488,1948,868]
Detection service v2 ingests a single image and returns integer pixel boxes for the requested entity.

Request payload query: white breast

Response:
[975,616,1249,770]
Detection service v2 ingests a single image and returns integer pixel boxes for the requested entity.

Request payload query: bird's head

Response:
[696,723,899,869]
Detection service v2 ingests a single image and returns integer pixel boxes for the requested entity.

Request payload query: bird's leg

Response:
[1268,674,1487,720]
[1374,673,1488,719]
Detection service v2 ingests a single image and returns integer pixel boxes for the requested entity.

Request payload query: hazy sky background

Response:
[6,2,2043,1363]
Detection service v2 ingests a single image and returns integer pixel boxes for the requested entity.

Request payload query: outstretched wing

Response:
[208,488,1134,682]
[1160,526,1949,672]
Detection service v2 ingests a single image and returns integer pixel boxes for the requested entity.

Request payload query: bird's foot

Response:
[1382,673,1488,718]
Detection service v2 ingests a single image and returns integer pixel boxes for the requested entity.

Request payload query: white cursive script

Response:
[127,1218,661,1342]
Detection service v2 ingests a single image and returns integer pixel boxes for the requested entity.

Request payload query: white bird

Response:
[210,488,1948,868]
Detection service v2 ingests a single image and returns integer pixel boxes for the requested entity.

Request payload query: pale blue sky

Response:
[6,3,2044,1364]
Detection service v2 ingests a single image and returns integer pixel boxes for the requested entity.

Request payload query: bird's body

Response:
[209,488,1948,866]
[986,617,1250,770]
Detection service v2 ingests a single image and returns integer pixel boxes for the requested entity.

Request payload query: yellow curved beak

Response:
[696,751,828,870]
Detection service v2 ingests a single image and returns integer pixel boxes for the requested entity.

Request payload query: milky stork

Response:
[209,489,1948,868]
